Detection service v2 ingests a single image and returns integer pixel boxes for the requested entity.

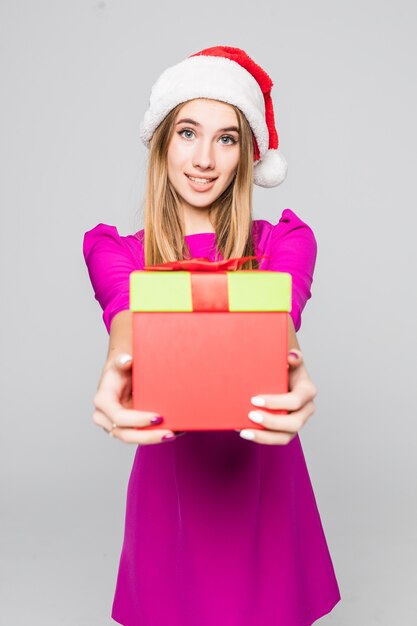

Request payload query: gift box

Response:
[129,256,292,431]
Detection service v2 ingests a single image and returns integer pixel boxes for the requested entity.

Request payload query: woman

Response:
[83,46,341,626]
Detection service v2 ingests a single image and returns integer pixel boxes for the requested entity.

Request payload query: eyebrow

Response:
[175,118,240,133]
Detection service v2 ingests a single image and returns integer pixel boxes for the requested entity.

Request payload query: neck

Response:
[182,204,216,236]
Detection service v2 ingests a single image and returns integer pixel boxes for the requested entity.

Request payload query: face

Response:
[166,98,240,214]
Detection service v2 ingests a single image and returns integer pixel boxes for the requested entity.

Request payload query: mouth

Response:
[185,174,217,183]
[185,173,218,191]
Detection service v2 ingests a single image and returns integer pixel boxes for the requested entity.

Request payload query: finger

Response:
[248,401,315,433]
[92,409,116,434]
[96,355,133,392]
[250,382,316,412]
[114,353,133,369]
[288,349,303,367]
[111,427,177,445]
[238,428,296,446]
[94,392,163,428]
[93,409,176,444]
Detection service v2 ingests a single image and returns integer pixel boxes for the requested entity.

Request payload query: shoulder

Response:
[253,208,316,247]
[82,224,145,334]
[83,223,145,267]
[253,208,317,266]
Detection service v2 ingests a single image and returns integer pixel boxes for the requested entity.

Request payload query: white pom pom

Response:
[253,150,288,188]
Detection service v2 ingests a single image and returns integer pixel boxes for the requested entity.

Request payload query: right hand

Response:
[92,353,179,444]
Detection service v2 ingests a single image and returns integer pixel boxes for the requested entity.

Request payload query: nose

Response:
[191,138,215,171]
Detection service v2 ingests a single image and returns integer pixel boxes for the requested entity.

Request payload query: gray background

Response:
[1,1,416,624]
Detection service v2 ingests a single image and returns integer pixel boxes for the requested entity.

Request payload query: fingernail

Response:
[118,354,132,365]
[248,410,264,424]
[240,430,256,441]
[289,351,300,359]
[150,416,164,425]
[162,433,176,442]
[251,396,266,407]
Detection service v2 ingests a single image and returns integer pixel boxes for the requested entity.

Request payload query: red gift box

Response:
[130,256,291,431]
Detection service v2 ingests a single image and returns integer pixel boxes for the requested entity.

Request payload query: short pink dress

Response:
[83,208,341,626]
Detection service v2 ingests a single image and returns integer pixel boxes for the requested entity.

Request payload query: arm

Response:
[83,226,178,444]
[238,210,319,444]
[106,309,133,362]
[92,311,179,444]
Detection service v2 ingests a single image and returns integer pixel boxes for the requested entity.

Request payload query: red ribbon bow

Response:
[145,255,268,272]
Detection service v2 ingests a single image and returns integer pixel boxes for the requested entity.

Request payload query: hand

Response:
[236,349,317,445]
[92,353,181,444]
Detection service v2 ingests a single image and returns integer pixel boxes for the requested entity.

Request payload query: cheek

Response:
[223,154,240,179]
[167,143,181,174]
[167,137,189,171]
[218,146,240,173]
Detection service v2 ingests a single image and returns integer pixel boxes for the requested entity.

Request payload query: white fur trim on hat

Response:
[140,55,269,156]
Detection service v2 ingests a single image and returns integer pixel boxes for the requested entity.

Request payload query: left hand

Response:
[236,349,317,445]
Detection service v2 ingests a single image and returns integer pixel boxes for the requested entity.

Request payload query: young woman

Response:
[83,46,341,626]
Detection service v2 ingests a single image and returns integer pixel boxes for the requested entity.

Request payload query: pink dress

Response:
[83,208,341,626]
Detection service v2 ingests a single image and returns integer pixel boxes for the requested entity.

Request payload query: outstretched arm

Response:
[91,309,179,444]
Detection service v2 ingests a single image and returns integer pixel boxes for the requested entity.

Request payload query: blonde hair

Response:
[143,100,259,270]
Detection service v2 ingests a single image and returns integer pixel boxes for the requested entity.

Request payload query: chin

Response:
[181,191,219,207]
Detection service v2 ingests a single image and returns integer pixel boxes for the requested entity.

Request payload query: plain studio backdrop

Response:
[1,1,416,624]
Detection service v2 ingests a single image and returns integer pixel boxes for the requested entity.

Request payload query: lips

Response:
[185,173,217,192]
[185,174,217,183]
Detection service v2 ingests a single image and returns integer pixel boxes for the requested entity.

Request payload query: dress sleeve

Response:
[265,209,318,332]
[82,223,144,334]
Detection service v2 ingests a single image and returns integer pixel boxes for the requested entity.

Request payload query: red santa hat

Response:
[139,46,287,188]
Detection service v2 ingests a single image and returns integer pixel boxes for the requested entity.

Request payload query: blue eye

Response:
[220,135,237,145]
[177,129,237,145]
[178,129,195,139]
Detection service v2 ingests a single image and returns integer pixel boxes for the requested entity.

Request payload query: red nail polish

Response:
[289,351,299,358]
[162,433,176,441]
[150,416,164,425]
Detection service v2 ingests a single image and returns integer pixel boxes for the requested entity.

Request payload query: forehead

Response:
[175,98,238,125]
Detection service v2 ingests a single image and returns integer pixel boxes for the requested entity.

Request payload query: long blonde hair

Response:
[143,99,259,270]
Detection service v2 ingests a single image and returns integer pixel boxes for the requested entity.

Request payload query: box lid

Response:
[130,270,291,312]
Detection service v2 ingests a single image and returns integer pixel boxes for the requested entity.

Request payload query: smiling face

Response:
[166,98,241,225]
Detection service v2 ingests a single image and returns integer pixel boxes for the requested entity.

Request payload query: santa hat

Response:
[139,46,287,188]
